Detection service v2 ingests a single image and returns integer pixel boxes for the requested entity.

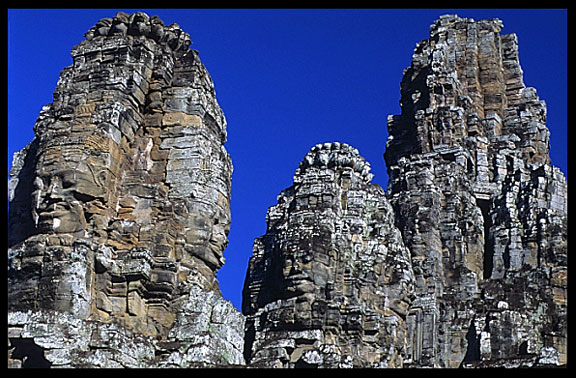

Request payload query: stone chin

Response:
[185,232,226,269]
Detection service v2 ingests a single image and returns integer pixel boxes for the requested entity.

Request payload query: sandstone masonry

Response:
[8,11,243,368]
[243,142,414,367]
[8,13,567,368]
[384,14,567,367]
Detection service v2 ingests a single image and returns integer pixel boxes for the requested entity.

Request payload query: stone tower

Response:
[243,142,415,367]
[8,12,244,367]
[8,12,566,369]
[384,15,567,367]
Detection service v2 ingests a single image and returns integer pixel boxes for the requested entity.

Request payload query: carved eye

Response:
[62,179,74,189]
[60,172,75,189]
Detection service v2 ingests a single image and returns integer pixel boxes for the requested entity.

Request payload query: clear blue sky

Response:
[7,9,567,310]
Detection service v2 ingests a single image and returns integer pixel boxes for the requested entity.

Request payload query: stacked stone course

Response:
[8,12,566,369]
[384,14,567,367]
[8,11,243,368]
[243,142,414,367]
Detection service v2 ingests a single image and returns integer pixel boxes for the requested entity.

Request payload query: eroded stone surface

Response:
[8,13,566,369]
[243,142,415,367]
[8,11,243,368]
[384,14,567,367]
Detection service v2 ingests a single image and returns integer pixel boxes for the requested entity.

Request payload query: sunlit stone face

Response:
[242,143,416,367]
[181,207,231,270]
[280,246,316,297]
[8,11,234,335]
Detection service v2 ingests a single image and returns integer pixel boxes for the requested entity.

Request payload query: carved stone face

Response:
[182,207,230,270]
[208,209,230,262]
[9,12,237,341]
[281,252,316,297]
[162,121,232,273]
[33,168,87,234]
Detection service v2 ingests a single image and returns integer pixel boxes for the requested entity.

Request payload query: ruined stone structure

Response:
[243,142,414,367]
[384,15,567,367]
[243,14,567,368]
[8,12,566,369]
[8,12,244,367]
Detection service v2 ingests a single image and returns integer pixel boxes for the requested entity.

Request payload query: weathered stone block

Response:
[243,142,414,368]
[8,11,243,368]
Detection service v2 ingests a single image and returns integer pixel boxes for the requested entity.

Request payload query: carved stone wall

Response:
[8,12,566,369]
[384,15,567,367]
[8,12,244,367]
[243,142,415,367]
